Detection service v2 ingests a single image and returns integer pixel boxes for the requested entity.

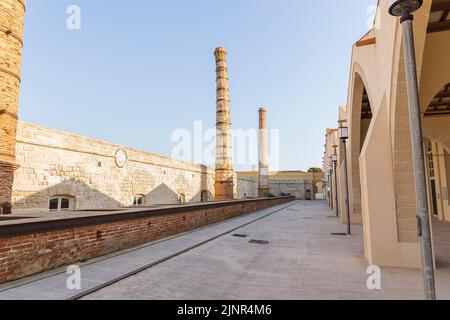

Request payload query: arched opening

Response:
[348,71,374,225]
[305,190,312,201]
[133,195,145,207]
[423,83,450,270]
[360,88,373,152]
[178,194,186,204]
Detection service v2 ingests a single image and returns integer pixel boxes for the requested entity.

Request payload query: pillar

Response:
[258,107,270,197]
[0,0,26,214]
[214,47,234,201]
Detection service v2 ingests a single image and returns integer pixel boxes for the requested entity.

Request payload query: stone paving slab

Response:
[81,201,450,300]
[0,202,294,300]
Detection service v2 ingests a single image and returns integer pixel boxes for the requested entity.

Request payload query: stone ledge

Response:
[0,196,295,238]
[0,196,294,284]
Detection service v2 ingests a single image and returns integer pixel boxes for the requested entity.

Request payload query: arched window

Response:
[133,195,145,207]
[305,190,312,201]
[49,196,74,212]
[178,194,186,204]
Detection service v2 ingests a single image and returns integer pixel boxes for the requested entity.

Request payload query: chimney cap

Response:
[259,107,267,112]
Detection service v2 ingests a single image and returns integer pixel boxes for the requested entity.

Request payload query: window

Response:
[133,195,144,207]
[445,149,450,204]
[49,198,59,211]
[201,190,208,202]
[49,196,73,212]
[178,194,186,204]
[428,141,435,179]
[427,141,438,216]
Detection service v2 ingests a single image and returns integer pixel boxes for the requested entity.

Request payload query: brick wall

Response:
[0,0,26,214]
[0,196,294,284]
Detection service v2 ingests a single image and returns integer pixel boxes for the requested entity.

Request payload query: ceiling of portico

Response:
[425,83,450,116]
[428,0,450,33]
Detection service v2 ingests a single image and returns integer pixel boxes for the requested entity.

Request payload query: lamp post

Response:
[332,149,339,218]
[339,126,351,235]
[328,168,333,210]
[388,0,436,300]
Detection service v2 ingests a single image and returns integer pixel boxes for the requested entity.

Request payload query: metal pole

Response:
[329,171,334,211]
[343,140,351,235]
[333,161,339,217]
[327,173,331,207]
[400,14,436,300]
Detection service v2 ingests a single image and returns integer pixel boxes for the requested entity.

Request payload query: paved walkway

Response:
[1,200,450,300]
[84,200,450,300]
[0,202,294,300]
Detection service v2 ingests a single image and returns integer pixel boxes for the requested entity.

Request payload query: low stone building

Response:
[11,121,258,214]
[237,171,323,200]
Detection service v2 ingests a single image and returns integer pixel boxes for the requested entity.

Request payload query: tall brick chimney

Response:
[0,0,26,214]
[214,47,234,201]
[258,107,270,197]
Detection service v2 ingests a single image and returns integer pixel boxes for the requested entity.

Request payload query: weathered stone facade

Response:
[0,0,25,214]
[239,171,323,200]
[11,122,259,214]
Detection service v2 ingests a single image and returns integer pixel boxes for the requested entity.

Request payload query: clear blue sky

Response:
[19,0,377,171]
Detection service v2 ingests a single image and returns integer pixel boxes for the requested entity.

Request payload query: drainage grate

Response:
[232,234,248,238]
[249,239,270,245]
[330,233,347,236]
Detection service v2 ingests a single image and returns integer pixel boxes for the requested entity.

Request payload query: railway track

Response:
[0,201,299,300]
[70,201,299,300]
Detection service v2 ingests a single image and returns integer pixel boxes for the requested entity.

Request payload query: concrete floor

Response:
[81,200,450,300]
[433,217,450,269]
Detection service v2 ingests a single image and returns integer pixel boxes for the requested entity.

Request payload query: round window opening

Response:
[115,148,128,168]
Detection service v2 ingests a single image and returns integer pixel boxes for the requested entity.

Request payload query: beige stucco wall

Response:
[339,0,450,268]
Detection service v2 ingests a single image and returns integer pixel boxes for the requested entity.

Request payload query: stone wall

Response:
[12,122,217,213]
[11,122,260,214]
[0,196,294,284]
[235,173,258,199]
[238,171,322,200]
[270,180,315,200]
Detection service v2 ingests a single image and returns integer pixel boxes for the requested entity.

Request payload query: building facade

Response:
[11,122,260,214]
[325,0,450,268]
[238,171,323,200]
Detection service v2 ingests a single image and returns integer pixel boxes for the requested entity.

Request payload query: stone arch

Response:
[346,63,375,224]
[423,125,450,152]
[421,76,450,152]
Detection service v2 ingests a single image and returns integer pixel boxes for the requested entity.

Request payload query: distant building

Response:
[237,171,324,200]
